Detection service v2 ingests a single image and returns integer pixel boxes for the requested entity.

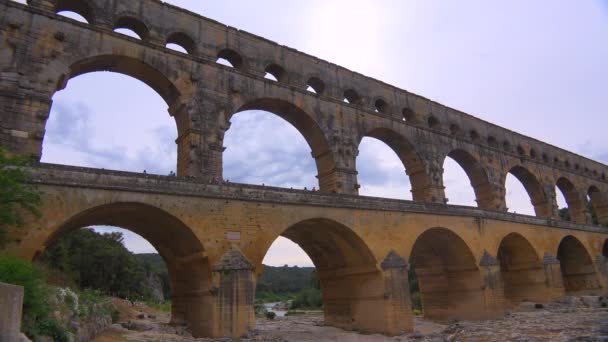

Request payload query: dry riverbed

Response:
[93,296,608,342]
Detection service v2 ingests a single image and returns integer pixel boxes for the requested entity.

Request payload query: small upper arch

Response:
[113,15,150,41]
[264,63,287,82]
[165,31,197,55]
[53,0,95,24]
[216,48,245,70]
[373,97,389,114]
[343,88,362,105]
[306,76,325,95]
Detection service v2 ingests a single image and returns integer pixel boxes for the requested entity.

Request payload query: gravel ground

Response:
[93,296,608,342]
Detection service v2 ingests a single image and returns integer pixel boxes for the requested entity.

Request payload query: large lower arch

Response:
[506,166,551,217]
[557,235,600,295]
[261,218,408,334]
[496,233,546,304]
[409,227,484,321]
[444,149,495,209]
[555,177,586,223]
[233,99,338,192]
[360,128,431,202]
[39,202,213,337]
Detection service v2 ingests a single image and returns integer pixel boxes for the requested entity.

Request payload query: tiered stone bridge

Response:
[2,0,608,338]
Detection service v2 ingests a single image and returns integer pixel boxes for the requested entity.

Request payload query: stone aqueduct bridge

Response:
[2,0,608,338]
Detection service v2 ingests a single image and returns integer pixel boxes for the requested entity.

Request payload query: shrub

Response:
[290,288,322,309]
[0,255,49,333]
[265,311,276,320]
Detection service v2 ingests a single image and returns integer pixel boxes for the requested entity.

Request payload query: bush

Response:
[265,311,276,320]
[290,288,322,310]
[0,255,50,334]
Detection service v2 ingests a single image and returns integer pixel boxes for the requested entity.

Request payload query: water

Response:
[264,302,288,317]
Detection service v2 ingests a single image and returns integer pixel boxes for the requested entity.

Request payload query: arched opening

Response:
[264,64,285,82]
[216,49,244,69]
[358,128,429,201]
[603,239,608,258]
[306,77,325,95]
[343,89,361,105]
[427,116,440,129]
[41,55,180,175]
[442,149,493,208]
[557,236,600,295]
[497,233,546,304]
[259,219,385,333]
[54,0,94,23]
[165,32,196,54]
[409,228,484,321]
[37,202,212,337]
[555,177,585,223]
[505,166,547,216]
[357,136,412,200]
[224,99,336,192]
[374,99,388,113]
[114,17,149,40]
[402,108,415,122]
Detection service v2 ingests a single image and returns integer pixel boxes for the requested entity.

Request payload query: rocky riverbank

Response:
[93,296,608,341]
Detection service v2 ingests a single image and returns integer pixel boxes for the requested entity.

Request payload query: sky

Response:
[13,0,608,267]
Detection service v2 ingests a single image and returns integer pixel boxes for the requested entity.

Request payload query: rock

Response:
[581,296,601,308]
[121,320,155,331]
[137,313,146,319]
[19,333,32,342]
[534,303,544,309]
[518,302,536,311]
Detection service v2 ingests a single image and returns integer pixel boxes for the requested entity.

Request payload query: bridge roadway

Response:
[8,163,608,337]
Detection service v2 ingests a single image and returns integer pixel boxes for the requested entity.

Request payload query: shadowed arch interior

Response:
[53,0,95,23]
[42,202,213,337]
[270,218,384,332]
[556,177,585,223]
[507,166,550,217]
[235,99,337,192]
[409,228,484,321]
[363,128,430,201]
[497,233,546,304]
[557,235,600,295]
[445,149,495,209]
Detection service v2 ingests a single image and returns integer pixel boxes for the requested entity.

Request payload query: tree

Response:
[0,146,41,247]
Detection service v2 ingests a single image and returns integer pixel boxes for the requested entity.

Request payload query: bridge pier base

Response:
[212,248,255,338]
[542,253,567,300]
[479,253,507,317]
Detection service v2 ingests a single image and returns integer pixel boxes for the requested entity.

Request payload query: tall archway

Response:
[497,233,546,304]
[442,149,494,208]
[41,55,183,175]
[557,236,600,295]
[357,136,412,200]
[359,128,429,201]
[227,99,336,192]
[39,202,212,337]
[259,219,393,334]
[555,177,585,223]
[505,166,549,217]
[409,228,484,321]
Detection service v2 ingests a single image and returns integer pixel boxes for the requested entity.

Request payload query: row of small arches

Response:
[22,0,606,182]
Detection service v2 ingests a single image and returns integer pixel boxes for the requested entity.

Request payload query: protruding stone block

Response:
[0,282,24,342]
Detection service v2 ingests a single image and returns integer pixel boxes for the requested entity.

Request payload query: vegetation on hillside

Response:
[40,228,168,303]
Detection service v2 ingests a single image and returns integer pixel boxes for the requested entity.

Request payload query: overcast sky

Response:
[17,0,608,266]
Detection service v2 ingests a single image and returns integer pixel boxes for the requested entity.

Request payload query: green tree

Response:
[0,146,41,247]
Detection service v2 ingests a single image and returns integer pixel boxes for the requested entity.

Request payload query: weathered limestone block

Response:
[213,248,255,338]
[380,251,413,335]
[0,282,24,342]
[542,253,566,301]
[479,251,506,316]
